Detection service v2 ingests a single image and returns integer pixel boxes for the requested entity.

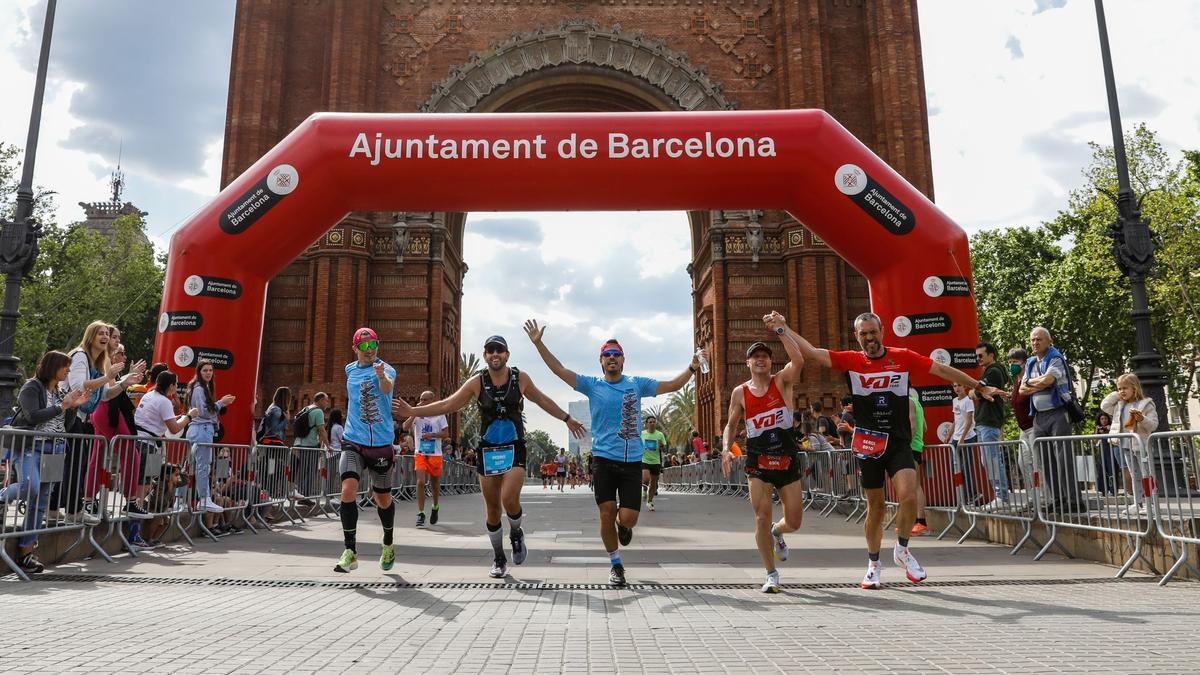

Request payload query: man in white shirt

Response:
[403,390,449,527]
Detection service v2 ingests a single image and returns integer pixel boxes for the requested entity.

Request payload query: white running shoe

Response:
[289,489,305,501]
[762,572,782,594]
[894,545,927,583]
[773,529,789,562]
[201,498,224,513]
[861,560,882,590]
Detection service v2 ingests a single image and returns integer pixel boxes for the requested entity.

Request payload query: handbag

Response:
[1060,354,1086,424]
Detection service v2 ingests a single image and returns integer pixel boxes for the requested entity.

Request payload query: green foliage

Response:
[525,428,560,467]
[456,352,482,447]
[970,125,1200,425]
[0,143,164,374]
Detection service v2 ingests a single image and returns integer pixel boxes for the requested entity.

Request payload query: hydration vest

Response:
[478,367,525,448]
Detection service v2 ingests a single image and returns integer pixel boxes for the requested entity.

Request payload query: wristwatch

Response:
[775,326,786,335]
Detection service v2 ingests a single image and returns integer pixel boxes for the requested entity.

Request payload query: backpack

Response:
[293,405,316,439]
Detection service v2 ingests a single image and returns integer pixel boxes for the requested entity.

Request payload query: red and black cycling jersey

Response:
[827,347,934,448]
[742,378,798,455]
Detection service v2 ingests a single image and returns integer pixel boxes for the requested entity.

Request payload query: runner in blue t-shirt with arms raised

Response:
[525,319,704,587]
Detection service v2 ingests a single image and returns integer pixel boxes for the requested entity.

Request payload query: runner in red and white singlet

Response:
[721,311,806,594]
[790,312,1002,590]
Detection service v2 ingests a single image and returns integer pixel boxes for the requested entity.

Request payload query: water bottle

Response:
[695,348,710,374]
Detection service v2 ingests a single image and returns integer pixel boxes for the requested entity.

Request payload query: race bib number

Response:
[756,454,792,471]
[483,445,515,476]
[851,428,889,460]
[419,440,437,455]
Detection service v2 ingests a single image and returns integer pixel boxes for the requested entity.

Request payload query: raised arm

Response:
[656,350,703,395]
[720,387,746,478]
[524,319,577,389]
[518,371,587,439]
[392,377,481,419]
[374,361,394,395]
[763,311,806,384]
[787,330,832,369]
[930,362,1001,401]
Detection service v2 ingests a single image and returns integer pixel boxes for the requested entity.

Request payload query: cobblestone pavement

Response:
[5,487,1200,672]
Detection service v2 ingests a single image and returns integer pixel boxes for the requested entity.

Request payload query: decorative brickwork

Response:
[223,0,933,445]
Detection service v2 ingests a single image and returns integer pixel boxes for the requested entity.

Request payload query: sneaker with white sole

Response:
[334,548,358,573]
[894,545,927,583]
[510,528,527,565]
[762,571,782,594]
[123,502,152,520]
[201,498,224,513]
[861,560,882,590]
[490,556,508,579]
[773,529,789,562]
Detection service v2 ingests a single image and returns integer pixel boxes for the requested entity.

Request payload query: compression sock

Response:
[487,521,504,558]
[608,549,622,567]
[506,509,524,533]
[898,537,910,548]
[378,502,395,546]
[340,501,359,552]
[868,551,880,562]
[431,504,439,512]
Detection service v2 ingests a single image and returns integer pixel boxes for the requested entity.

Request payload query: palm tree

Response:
[662,382,695,451]
[457,352,483,447]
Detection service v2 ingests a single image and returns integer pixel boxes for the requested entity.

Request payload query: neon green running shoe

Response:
[380,544,396,571]
[334,548,358,573]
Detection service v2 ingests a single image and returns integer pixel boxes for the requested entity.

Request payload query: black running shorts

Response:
[745,452,800,490]
[593,456,642,511]
[859,443,917,490]
[641,462,662,477]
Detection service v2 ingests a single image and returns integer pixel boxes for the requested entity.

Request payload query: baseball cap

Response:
[600,339,624,356]
[352,327,378,345]
[746,341,773,358]
[483,335,508,351]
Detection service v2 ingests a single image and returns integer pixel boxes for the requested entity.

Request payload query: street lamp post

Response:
[0,0,56,416]
[1093,0,1182,491]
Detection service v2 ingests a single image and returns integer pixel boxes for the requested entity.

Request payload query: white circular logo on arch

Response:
[184,275,204,297]
[267,164,299,196]
[892,316,912,338]
[158,313,170,333]
[174,346,195,368]
[835,163,867,196]
[936,421,954,443]
[930,348,951,366]
[923,276,945,297]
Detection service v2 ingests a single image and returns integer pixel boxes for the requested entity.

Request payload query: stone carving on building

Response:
[685,4,775,86]
[420,18,737,113]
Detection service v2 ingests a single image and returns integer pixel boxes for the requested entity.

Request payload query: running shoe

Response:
[617,523,633,547]
[773,529,789,562]
[380,544,396,571]
[910,523,930,537]
[894,545,927,583]
[416,512,426,528]
[762,572,782,594]
[510,528,528,565]
[200,498,224,513]
[490,556,508,579]
[861,560,882,590]
[429,506,439,526]
[647,501,655,512]
[289,489,305,501]
[334,548,358,573]
[609,564,627,587]
[129,536,157,552]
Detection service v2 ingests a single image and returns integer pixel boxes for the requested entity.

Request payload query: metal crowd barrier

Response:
[289,446,330,519]
[919,444,967,541]
[1033,432,1152,576]
[190,442,260,540]
[106,434,197,554]
[952,440,1041,554]
[1149,431,1200,585]
[247,442,297,527]
[0,428,113,580]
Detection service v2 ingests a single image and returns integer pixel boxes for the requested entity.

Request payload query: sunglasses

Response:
[601,349,624,358]
[484,346,507,354]
[355,340,378,351]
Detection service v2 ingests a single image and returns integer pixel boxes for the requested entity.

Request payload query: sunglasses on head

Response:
[484,345,507,354]
[356,339,378,351]
[601,349,624,358]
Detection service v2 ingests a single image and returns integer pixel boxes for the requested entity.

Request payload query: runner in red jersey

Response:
[721,311,805,593]
[790,312,1001,589]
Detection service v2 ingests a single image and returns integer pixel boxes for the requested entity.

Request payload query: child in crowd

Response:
[139,463,188,548]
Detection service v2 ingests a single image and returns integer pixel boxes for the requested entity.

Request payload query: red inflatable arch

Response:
[155,110,979,444]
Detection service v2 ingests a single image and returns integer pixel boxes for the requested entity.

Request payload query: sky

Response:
[1,0,1197,447]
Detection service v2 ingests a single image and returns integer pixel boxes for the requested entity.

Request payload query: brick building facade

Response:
[222,0,934,443]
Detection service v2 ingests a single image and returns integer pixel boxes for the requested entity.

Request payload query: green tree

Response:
[525,428,559,467]
[456,352,482,447]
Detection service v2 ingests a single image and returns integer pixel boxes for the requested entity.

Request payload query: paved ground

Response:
[5,485,1200,673]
